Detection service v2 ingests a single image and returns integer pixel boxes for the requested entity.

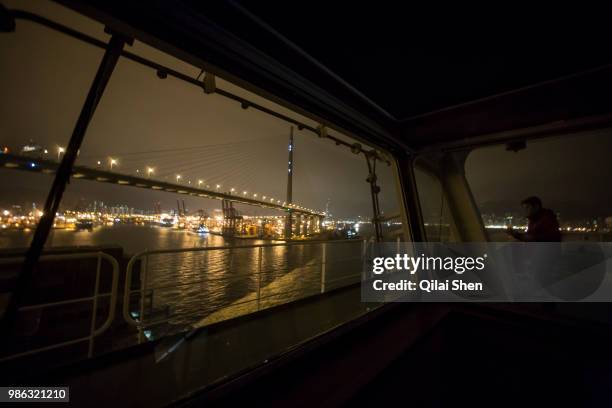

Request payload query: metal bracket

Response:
[317,124,327,138]
[103,26,134,46]
[203,72,216,94]
[365,154,384,242]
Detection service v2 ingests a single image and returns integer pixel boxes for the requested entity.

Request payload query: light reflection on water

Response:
[141,240,363,337]
[0,225,365,337]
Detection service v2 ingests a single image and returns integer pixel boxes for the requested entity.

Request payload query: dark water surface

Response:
[1,225,365,338]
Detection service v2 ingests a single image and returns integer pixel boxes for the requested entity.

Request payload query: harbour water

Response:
[0,225,365,339]
[0,224,231,254]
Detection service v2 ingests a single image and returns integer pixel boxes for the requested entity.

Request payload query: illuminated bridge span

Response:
[0,152,323,218]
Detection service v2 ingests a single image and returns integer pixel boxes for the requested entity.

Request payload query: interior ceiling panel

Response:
[232,2,612,121]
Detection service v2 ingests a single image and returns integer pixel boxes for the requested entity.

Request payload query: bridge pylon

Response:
[284,126,294,239]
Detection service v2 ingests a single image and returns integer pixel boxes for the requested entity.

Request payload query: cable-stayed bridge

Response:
[0,136,324,238]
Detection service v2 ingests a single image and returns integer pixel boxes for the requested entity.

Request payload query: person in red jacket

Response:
[507,196,562,242]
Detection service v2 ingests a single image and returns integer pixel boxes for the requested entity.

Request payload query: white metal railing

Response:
[0,252,120,361]
[124,240,368,342]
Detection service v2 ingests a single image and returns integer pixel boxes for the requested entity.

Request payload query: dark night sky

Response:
[1,1,611,222]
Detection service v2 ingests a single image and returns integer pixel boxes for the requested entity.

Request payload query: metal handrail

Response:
[0,252,120,362]
[123,240,367,341]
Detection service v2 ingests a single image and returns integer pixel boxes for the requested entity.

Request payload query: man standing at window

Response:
[507,196,561,242]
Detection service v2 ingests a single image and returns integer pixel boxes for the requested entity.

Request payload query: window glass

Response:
[0,1,404,390]
[0,0,104,251]
[465,130,612,242]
